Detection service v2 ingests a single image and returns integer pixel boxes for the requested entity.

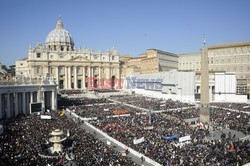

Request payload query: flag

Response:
[164,134,178,140]
[230,144,234,152]
[197,122,204,128]
[145,147,148,155]
[60,109,65,116]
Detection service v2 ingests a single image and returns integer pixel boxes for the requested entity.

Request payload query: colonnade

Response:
[0,85,57,119]
[56,65,120,89]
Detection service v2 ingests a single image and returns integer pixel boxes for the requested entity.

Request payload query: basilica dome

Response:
[45,19,74,47]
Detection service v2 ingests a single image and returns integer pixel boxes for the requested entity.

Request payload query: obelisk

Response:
[200,39,210,124]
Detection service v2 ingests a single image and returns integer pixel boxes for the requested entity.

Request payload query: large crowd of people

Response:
[0,111,135,165]
[71,96,249,165]
[211,107,250,135]
[1,94,249,165]
[60,95,250,165]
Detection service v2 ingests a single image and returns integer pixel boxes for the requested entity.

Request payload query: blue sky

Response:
[0,0,249,66]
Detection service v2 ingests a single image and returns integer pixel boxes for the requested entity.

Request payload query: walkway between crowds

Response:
[65,108,161,166]
[108,98,197,114]
[211,106,250,115]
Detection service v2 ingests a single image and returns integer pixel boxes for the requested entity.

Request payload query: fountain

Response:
[49,129,64,153]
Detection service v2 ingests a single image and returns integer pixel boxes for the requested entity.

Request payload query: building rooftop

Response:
[208,42,250,49]
[178,52,201,56]
[147,48,177,57]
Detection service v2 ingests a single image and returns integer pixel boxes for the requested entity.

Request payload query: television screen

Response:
[30,103,42,113]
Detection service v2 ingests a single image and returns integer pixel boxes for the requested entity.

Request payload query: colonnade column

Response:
[41,91,45,113]
[74,66,78,89]
[6,93,10,118]
[15,93,19,116]
[10,93,14,117]
[22,92,26,115]
[51,90,57,110]
[0,94,2,119]
[30,92,33,114]
[30,92,33,103]
[82,66,86,89]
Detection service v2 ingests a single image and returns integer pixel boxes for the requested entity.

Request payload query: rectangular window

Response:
[77,67,81,74]
[36,66,40,74]
[37,53,41,58]
[59,67,64,75]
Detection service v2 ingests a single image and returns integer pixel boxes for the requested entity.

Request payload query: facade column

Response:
[116,67,120,79]
[106,67,111,79]
[0,94,2,119]
[6,93,10,118]
[22,92,26,115]
[31,66,35,78]
[82,66,86,89]
[88,66,91,78]
[87,66,91,89]
[55,66,59,86]
[68,66,72,89]
[99,66,102,79]
[64,66,68,89]
[15,93,19,116]
[116,67,121,88]
[91,66,94,78]
[74,66,78,89]
[98,66,102,88]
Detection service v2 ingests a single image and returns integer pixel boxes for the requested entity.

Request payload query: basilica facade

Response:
[16,19,121,90]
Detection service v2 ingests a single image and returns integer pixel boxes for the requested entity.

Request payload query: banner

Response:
[164,134,178,140]
[144,126,154,130]
[112,110,129,115]
[104,108,109,111]
[133,137,145,144]
[179,135,191,143]
[41,115,52,119]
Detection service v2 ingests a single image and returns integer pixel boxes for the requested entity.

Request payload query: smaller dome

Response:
[45,19,74,46]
